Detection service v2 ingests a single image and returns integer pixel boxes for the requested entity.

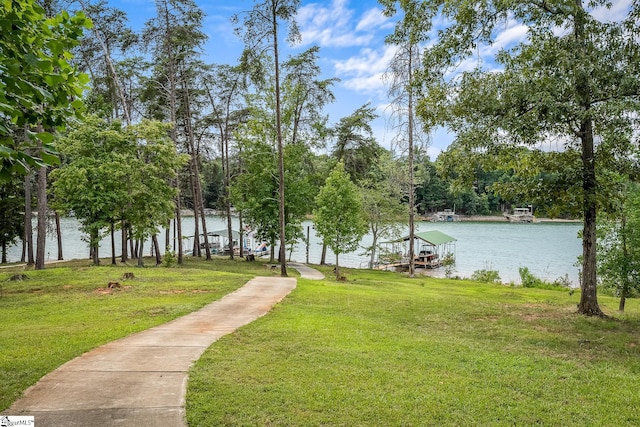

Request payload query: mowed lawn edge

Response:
[0,257,272,411]
[186,267,640,426]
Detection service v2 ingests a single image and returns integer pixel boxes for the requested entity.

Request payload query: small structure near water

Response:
[432,209,459,222]
[375,230,457,271]
[504,206,536,223]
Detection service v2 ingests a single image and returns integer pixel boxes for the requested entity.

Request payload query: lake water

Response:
[4,216,582,286]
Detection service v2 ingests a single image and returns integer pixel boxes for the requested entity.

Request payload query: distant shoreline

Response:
[184,210,582,224]
[450,215,582,223]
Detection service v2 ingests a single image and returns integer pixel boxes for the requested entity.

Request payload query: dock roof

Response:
[402,230,457,245]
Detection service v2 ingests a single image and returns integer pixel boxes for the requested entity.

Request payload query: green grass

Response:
[0,256,273,411]
[186,266,640,426]
[3,259,639,425]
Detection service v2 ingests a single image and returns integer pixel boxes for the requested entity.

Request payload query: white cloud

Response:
[591,0,632,22]
[334,45,399,95]
[297,0,392,47]
[355,7,393,32]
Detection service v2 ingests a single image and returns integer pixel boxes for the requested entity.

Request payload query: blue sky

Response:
[108,0,633,159]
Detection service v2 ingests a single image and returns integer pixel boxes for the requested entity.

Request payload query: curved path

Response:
[289,262,325,280]
[5,275,297,426]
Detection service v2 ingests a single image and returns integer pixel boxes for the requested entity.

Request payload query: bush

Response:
[471,269,501,284]
[163,246,177,268]
[518,267,571,290]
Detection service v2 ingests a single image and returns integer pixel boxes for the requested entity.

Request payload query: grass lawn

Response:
[0,256,272,411]
[186,267,640,426]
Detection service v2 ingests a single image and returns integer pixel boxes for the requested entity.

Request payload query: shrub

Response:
[518,267,572,290]
[471,269,501,284]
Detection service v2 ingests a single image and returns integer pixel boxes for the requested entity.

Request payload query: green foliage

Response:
[314,162,367,278]
[383,0,640,314]
[0,176,24,262]
[332,103,383,183]
[51,117,185,263]
[518,267,571,290]
[163,245,177,268]
[472,268,501,284]
[441,252,456,279]
[0,0,90,179]
[360,153,407,267]
[597,184,640,306]
[231,119,314,248]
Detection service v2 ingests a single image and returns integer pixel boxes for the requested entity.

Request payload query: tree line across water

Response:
[1,0,639,316]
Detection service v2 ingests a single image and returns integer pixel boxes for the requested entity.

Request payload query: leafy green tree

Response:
[332,104,383,183]
[232,116,314,263]
[0,1,90,179]
[360,154,407,268]
[597,184,640,312]
[383,6,430,277]
[314,162,367,280]
[142,0,207,263]
[382,0,640,316]
[233,0,301,277]
[203,63,249,260]
[282,46,337,147]
[52,117,132,265]
[0,177,24,263]
[415,156,449,214]
[52,117,184,266]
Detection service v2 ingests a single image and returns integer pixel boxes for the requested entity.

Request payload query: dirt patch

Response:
[158,289,212,294]
[94,285,132,295]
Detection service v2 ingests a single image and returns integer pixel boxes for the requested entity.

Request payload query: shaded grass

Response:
[187,267,640,426]
[0,256,271,411]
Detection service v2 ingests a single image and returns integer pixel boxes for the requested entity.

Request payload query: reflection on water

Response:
[5,216,582,286]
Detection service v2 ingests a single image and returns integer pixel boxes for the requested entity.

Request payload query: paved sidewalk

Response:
[4,276,296,426]
[288,263,325,280]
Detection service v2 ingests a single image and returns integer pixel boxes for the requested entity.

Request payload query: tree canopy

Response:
[314,162,367,280]
[0,0,90,180]
[382,0,640,315]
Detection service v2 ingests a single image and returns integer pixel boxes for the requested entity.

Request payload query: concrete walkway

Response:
[288,262,325,280]
[5,276,297,426]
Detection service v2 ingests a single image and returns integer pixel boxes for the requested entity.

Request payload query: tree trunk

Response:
[2,241,6,264]
[577,118,603,316]
[121,221,128,262]
[335,251,340,280]
[176,196,184,265]
[619,216,629,312]
[137,239,144,267]
[270,237,276,263]
[239,213,245,258]
[181,71,210,260]
[407,43,416,278]
[110,222,116,265]
[35,163,47,270]
[369,230,378,269]
[272,6,287,278]
[91,231,99,265]
[55,212,63,260]
[320,242,327,265]
[152,234,162,265]
[165,221,170,252]
[24,173,34,265]
[574,2,603,317]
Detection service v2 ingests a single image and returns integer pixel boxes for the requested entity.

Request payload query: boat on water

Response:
[504,206,535,223]
[375,230,457,271]
[432,209,459,222]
